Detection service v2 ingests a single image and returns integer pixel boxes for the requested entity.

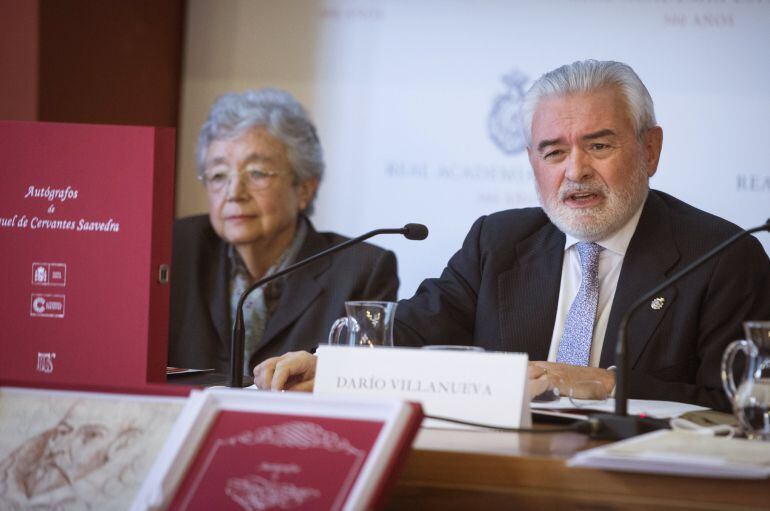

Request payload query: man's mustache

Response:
[558,181,608,200]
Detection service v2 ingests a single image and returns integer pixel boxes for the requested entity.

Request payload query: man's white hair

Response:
[521,60,657,146]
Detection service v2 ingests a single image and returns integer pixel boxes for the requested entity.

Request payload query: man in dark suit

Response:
[254,60,770,410]
[392,190,768,411]
[168,89,398,375]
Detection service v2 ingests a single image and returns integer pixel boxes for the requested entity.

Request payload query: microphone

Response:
[402,223,429,241]
[590,218,770,439]
[229,223,429,387]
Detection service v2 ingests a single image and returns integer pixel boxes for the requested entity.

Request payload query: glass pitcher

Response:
[721,321,770,440]
[328,301,397,348]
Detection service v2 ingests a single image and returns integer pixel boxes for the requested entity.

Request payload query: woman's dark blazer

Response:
[168,215,399,373]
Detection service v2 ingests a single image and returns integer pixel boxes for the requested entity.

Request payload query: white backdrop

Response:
[179,0,770,298]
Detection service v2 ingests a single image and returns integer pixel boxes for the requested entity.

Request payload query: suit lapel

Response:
[498,221,565,359]
[255,221,330,352]
[600,192,680,368]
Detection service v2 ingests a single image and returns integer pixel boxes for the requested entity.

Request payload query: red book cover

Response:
[0,120,175,387]
[131,390,423,511]
[170,412,384,510]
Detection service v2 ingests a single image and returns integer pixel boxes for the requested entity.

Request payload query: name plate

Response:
[314,346,531,428]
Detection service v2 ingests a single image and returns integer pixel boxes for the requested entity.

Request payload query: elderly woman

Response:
[168,89,398,376]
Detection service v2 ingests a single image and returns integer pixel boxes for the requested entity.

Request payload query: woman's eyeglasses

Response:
[199,168,290,193]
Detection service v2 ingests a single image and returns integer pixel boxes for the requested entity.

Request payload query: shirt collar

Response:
[228,218,309,278]
[563,199,646,256]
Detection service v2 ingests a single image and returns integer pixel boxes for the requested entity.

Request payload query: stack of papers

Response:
[531,397,708,419]
[569,430,770,479]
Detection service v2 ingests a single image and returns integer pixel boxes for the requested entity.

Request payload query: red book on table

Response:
[171,412,387,510]
[0,120,175,387]
[132,390,424,511]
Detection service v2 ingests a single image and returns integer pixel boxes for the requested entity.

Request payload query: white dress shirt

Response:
[547,204,645,367]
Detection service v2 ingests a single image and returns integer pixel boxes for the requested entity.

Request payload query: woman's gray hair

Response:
[197,88,324,214]
[521,60,656,146]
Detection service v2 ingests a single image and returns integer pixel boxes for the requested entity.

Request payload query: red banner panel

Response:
[0,120,175,387]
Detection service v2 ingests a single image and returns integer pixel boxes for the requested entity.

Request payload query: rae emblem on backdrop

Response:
[488,69,529,156]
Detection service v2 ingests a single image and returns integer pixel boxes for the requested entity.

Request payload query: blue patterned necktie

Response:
[557,242,604,366]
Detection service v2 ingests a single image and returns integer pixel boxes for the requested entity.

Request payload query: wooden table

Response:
[387,427,770,511]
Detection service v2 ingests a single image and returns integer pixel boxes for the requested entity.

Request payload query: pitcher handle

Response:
[721,340,759,399]
[328,317,350,345]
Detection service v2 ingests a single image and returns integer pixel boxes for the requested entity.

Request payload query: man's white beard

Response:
[537,161,650,242]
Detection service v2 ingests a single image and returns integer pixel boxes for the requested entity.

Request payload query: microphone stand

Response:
[591,219,770,439]
[229,224,428,387]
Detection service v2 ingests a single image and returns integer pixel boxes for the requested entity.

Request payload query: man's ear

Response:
[644,126,663,177]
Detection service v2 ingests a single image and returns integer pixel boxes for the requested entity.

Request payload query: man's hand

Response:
[527,364,553,400]
[253,351,318,392]
[528,361,615,400]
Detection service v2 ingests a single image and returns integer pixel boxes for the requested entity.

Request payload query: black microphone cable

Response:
[229,223,429,387]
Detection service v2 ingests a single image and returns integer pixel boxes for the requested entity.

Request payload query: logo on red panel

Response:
[31,262,67,286]
[36,352,56,374]
[30,294,66,318]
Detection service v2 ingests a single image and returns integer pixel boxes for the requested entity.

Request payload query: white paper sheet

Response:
[569,430,770,479]
[531,397,708,419]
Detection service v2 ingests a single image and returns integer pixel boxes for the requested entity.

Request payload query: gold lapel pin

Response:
[650,297,665,310]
